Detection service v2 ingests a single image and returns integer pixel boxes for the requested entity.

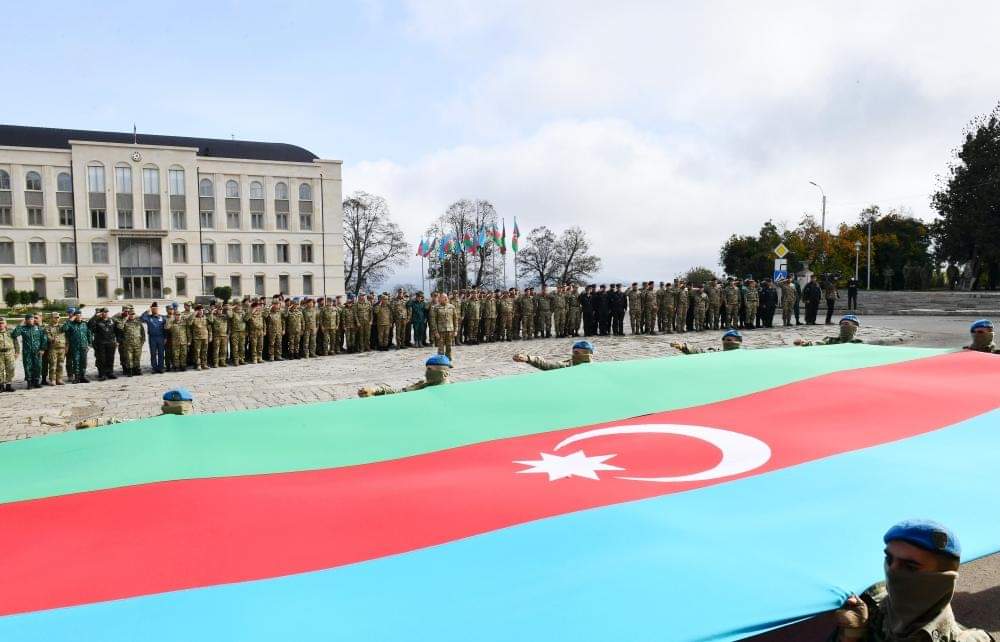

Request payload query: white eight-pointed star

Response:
[514,450,623,481]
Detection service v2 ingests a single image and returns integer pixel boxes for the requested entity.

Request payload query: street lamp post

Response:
[854,240,861,280]
[809,181,827,232]
[866,216,873,290]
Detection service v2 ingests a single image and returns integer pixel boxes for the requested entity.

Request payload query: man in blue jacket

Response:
[140,301,167,374]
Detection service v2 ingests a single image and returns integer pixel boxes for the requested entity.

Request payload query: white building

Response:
[0,124,344,304]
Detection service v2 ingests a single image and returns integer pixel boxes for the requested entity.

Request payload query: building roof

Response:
[0,124,318,163]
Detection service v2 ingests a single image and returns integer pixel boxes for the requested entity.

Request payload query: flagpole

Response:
[421,255,425,293]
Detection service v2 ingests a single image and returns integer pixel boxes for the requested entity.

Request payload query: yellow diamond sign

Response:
[773,243,789,259]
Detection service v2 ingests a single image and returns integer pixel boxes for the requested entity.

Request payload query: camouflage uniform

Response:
[246,308,265,363]
[535,292,551,338]
[375,298,393,349]
[61,318,92,381]
[454,294,465,345]
[208,311,229,367]
[284,305,304,358]
[662,284,676,333]
[464,295,481,344]
[626,287,642,334]
[641,286,657,334]
[120,316,146,375]
[724,282,741,328]
[301,303,318,357]
[229,306,248,365]
[779,281,796,326]
[320,301,340,354]
[706,283,722,330]
[499,294,514,341]
[0,325,17,388]
[552,289,567,338]
[656,285,670,332]
[675,286,689,333]
[11,322,48,386]
[744,283,760,328]
[432,301,458,359]
[165,313,189,370]
[265,307,284,361]
[354,298,373,352]
[44,317,68,384]
[693,290,708,332]
[520,294,535,340]
[568,288,582,336]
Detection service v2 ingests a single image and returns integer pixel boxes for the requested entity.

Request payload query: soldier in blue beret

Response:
[833,519,992,641]
[795,315,864,347]
[512,340,594,371]
[671,329,742,354]
[358,354,453,397]
[963,319,998,353]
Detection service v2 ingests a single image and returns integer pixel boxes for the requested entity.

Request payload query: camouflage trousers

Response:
[230,332,246,365]
[629,311,641,334]
[782,302,794,325]
[123,343,142,372]
[675,306,688,333]
[725,303,739,328]
[483,317,495,342]
[343,326,356,352]
[709,304,721,330]
[746,303,759,327]
[553,311,566,337]
[658,307,670,332]
[643,310,656,334]
[287,332,302,357]
[301,328,317,357]
[356,324,371,352]
[693,308,706,331]
[211,335,229,367]
[47,347,66,383]
[249,332,264,363]
[321,326,338,354]
[663,307,676,333]
[0,350,14,384]
[455,317,464,344]
[267,332,282,360]
[522,315,535,339]
[394,320,408,348]
[192,337,209,368]
[570,309,581,335]
[500,314,513,340]
[437,330,454,360]
[378,325,391,349]
[170,341,187,369]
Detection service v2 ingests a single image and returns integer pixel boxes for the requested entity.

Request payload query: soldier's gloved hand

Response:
[834,595,868,639]
[358,387,373,398]
[669,342,684,351]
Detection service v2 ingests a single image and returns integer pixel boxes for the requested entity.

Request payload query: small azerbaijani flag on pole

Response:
[511,218,520,253]
[415,239,426,257]
[427,237,437,257]
[500,220,507,255]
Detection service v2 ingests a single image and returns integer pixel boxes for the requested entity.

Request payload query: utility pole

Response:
[866,216,873,290]
[809,181,826,232]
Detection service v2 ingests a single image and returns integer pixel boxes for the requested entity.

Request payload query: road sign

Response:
[773,258,788,282]
[773,243,789,259]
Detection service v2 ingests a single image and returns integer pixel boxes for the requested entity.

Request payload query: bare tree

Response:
[516,226,560,287]
[343,191,408,296]
[425,199,504,291]
[554,226,601,285]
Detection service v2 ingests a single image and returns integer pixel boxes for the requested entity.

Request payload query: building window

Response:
[249,181,264,199]
[230,275,242,296]
[96,276,108,299]
[172,242,187,263]
[145,209,161,229]
[92,241,109,264]
[29,241,46,264]
[228,242,242,264]
[199,178,214,197]
[254,274,264,295]
[27,208,44,226]
[25,171,42,191]
[60,241,76,264]
[250,211,264,229]
[88,166,105,192]
[118,210,134,229]
[171,210,186,230]
[251,243,266,263]
[168,169,185,196]
[203,275,216,294]
[227,210,240,230]
[298,183,312,201]
[302,274,313,295]
[0,208,11,226]
[143,167,160,194]
[57,172,72,192]
[276,243,289,263]
[33,276,46,299]
[0,169,10,190]
[225,180,239,198]
[90,209,107,228]
[300,212,312,230]
[115,166,132,193]
[0,241,14,263]
[63,277,77,298]
[278,274,289,294]
[175,276,187,296]
[59,208,74,226]
[201,241,216,263]
[200,210,214,229]
[274,181,288,200]
[275,212,288,230]
[300,243,313,263]
[1,276,13,296]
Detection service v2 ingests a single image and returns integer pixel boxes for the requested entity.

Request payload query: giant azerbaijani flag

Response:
[1,345,1000,641]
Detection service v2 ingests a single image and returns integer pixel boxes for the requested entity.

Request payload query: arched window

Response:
[57,172,72,192]
[199,178,214,197]
[298,182,312,201]
[225,180,239,198]
[0,169,10,190]
[87,164,106,192]
[142,166,160,194]
[25,171,42,191]
[249,181,264,199]
[274,182,288,200]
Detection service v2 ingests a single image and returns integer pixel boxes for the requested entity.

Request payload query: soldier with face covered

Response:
[832,519,992,642]
[795,314,864,346]
[513,340,595,371]
[671,329,743,354]
[358,354,453,397]
[963,319,1000,353]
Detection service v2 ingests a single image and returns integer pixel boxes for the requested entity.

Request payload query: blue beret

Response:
[346,294,355,300]
[723,329,743,341]
[971,319,993,332]
[573,340,595,352]
[841,314,860,326]
[170,303,179,309]
[66,307,76,315]
[884,519,961,559]
[425,354,452,368]
[162,387,194,402]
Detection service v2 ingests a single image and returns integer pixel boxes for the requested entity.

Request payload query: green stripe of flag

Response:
[0,345,945,504]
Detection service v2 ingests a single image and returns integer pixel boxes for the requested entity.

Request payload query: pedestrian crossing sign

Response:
[773,243,789,259]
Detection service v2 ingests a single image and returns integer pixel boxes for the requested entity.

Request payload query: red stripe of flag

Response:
[2,352,998,616]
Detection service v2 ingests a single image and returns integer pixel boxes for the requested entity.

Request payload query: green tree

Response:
[931,103,1000,289]
[684,266,717,285]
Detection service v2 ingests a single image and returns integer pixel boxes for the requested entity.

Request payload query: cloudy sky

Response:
[4,1,999,284]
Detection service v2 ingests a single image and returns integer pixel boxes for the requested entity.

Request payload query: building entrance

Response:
[118,238,163,299]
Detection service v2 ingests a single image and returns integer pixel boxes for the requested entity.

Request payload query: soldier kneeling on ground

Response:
[358,354,452,397]
[671,329,742,354]
[795,314,863,347]
[832,519,993,642]
[963,319,999,354]
[513,340,594,371]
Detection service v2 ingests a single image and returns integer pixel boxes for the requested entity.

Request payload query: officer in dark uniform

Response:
[760,279,779,328]
[87,307,118,381]
[847,276,859,310]
[803,274,822,325]
[610,284,626,335]
[580,285,595,336]
[595,284,611,335]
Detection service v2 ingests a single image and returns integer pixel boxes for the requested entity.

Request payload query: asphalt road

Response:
[752,314,1000,640]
